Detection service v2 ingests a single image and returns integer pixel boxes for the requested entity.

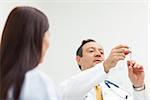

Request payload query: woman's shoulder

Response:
[20,67,58,100]
[26,67,52,81]
[24,66,56,90]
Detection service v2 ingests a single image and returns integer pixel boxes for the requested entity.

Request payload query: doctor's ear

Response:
[76,56,81,64]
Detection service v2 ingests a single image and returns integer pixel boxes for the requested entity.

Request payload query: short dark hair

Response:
[76,39,96,69]
[0,6,49,99]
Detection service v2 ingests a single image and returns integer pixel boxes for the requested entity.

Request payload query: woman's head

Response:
[1,6,49,66]
[0,6,49,99]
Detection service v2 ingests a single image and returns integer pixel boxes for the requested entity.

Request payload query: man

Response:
[60,39,148,100]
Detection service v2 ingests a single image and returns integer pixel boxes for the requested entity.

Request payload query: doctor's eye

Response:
[89,50,94,52]
[100,51,104,55]
[87,48,95,53]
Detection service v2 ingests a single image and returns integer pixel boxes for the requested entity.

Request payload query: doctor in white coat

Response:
[60,39,148,100]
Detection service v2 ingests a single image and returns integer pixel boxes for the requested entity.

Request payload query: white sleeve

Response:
[133,89,149,100]
[59,63,107,100]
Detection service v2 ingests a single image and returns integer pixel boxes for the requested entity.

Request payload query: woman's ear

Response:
[41,32,49,63]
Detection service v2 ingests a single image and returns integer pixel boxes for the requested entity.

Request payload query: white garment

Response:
[8,65,58,100]
[85,81,133,100]
[59,63,148,100]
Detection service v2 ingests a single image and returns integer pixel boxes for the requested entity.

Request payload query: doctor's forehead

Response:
[82,42,104,51]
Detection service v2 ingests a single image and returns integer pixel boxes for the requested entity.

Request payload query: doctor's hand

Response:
[127,60,145,88]
[103,44,131,73]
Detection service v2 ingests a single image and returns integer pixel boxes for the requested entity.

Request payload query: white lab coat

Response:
[7,64,58,100]
[59,63,148,100]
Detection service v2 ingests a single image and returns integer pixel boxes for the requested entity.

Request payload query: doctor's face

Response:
[77,42,104,70]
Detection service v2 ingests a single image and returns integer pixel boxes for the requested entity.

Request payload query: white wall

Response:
[0,0,149,91]
[148,0,150,93]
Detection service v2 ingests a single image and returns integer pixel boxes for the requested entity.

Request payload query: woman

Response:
[0,6,58,100]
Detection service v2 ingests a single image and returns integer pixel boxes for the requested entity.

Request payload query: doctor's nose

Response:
[95,51,101,57]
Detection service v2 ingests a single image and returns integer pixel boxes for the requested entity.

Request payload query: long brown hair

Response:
[0,6,49,100]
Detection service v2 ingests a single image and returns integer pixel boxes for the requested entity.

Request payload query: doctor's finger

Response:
[133,63,138,68]
[129,60,135,67]
[115,56,126,61]
[128,65,133,76]
[113,44,129,49]
[134,65,144,72]
[113,48,131,54]
[113,53,126,58]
